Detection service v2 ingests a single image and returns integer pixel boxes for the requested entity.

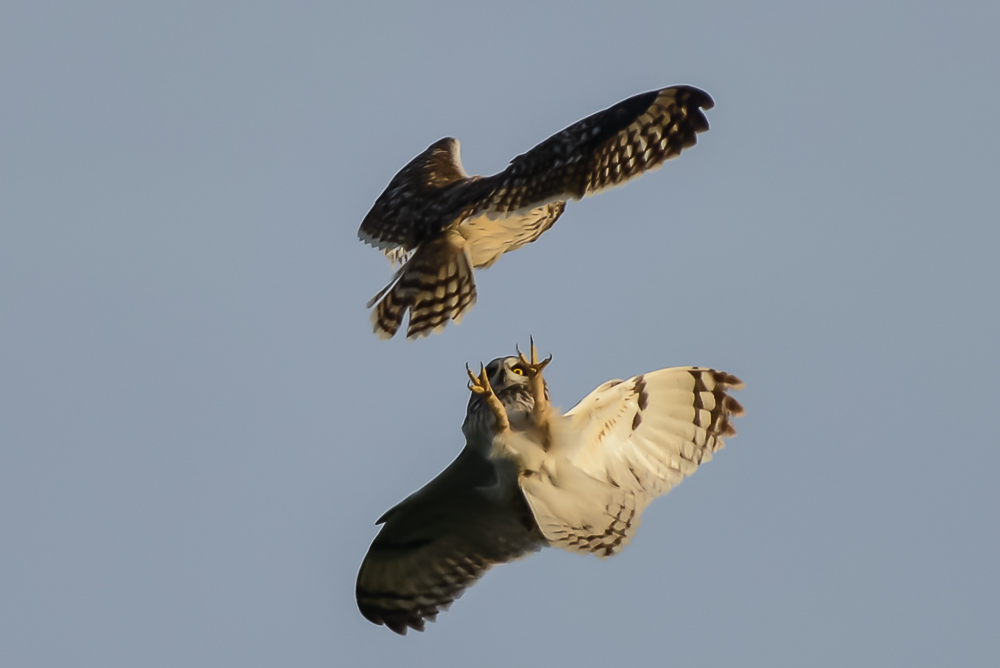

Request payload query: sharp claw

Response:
[466,363,488,394]
[512,343,525,367]
[514,338,553,377]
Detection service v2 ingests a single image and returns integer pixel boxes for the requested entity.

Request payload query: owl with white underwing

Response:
[356,341,744,634]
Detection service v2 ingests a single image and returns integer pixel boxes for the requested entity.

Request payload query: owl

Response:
[356,341,744,634]
[359,85,714,339]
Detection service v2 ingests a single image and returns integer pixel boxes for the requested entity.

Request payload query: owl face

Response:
[463,356,548,443]
[484,355,529,391]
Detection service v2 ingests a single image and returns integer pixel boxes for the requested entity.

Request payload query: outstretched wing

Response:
[564,367,744,499]
[470,85,714,219]
[356,446,545,634]
[518,368,741,558]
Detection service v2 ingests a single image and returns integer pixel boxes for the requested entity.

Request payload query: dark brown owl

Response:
[359,86,714,339]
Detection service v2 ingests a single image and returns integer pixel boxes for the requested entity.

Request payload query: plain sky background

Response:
[2,1,998,666]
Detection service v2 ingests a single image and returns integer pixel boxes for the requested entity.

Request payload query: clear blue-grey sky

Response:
[2,2,998,666]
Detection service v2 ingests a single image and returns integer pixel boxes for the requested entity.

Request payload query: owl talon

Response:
[466,363,510,431]
[466,363,487,394]
[515,337,552,378]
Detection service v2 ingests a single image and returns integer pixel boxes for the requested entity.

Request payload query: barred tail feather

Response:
[368,234,477,340]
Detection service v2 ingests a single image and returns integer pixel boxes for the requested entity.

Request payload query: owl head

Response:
[462,355,550,442]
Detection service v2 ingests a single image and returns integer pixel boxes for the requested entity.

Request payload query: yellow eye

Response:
[511,367,524,376]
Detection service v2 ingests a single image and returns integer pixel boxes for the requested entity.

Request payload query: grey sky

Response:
[2,1,998,666]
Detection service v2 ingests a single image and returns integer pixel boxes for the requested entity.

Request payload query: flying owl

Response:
[359,85,714,339]
[356,341,744,634]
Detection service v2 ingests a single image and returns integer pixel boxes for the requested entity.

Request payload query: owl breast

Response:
[496,384,536,431]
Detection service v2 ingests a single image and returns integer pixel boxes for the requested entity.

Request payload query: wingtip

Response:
[357,600,439,636]
[668,84,715,111]
[358,227,393,251]
[715,370,745,391]
[723,395,745,418]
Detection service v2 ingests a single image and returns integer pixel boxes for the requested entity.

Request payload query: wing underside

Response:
[356,446,544,634]
[518,367,743,557]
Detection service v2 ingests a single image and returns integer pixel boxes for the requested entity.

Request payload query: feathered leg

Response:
[517,338,553,449]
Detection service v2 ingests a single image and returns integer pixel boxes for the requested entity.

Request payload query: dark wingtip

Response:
[357,601,430,636]
[713,370,745,391]
[723,395,746,418]
[671,85,715,111]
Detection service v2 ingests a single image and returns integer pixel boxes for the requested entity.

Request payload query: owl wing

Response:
[564,367,744,499]
[518,455,654,558]
[358,137,473,262]
[469,85,714,219]
[518,368,743,558]
[356,445,545,635]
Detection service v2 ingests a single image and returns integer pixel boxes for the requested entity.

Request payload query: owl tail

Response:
[367,234,477,340]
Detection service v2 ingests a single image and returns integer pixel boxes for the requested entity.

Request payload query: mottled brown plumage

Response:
[358,86,714,339]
